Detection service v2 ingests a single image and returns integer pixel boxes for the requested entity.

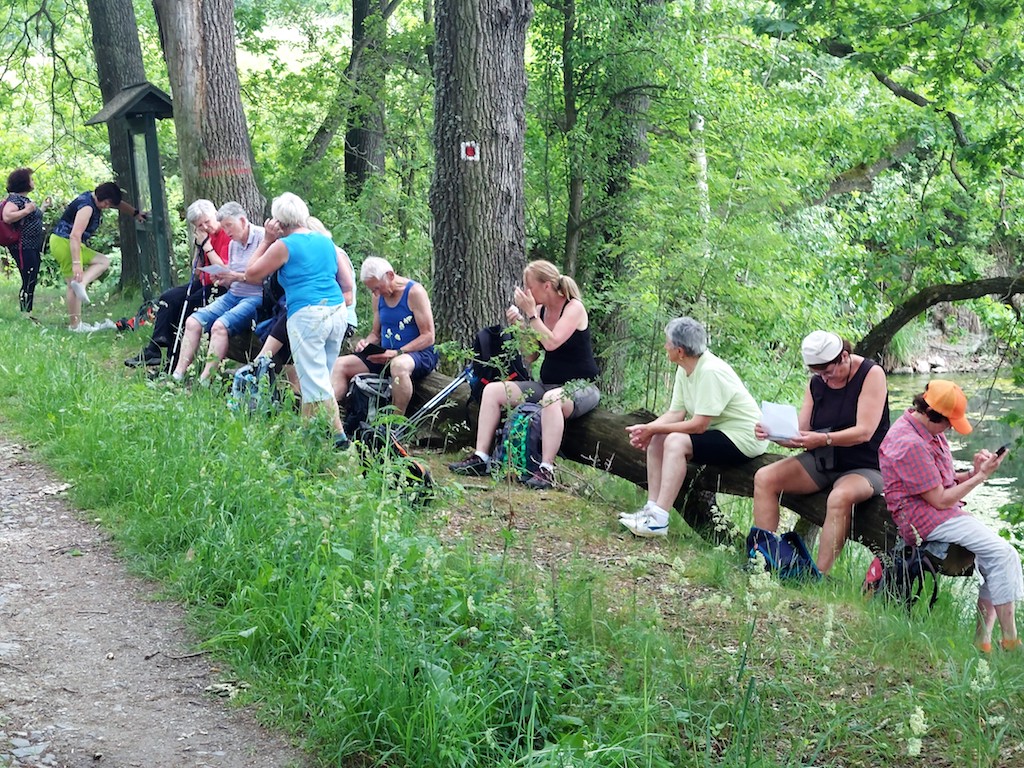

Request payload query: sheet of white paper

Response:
[761,401,800,441]
[198,264,229,275]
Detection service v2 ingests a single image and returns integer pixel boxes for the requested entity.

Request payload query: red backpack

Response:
[0,199,22,247]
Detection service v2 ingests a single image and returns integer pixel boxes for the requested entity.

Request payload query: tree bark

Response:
[344,0,388,205]
[152,0,266,222]
[430,0,534,345]
[84,0,147,293]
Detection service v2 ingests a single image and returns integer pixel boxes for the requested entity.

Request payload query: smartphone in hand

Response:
[996,444,1010,457]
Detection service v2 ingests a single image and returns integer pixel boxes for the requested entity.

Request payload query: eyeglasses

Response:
[808,355,845,379]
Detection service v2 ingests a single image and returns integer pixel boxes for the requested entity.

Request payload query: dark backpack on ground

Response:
[863,545,939,611]
[468,324,531,402]
[746,526,822,581]
[355,422,433,502]
[0,199,22,247]
[343,374,392,437]
[492,403,543,481]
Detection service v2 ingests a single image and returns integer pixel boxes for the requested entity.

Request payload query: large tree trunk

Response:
[153,0,266,224]
[344,0,388,207]
[85,0,146,293]
[430,0,534,345]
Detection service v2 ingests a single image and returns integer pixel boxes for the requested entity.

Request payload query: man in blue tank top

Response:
[331,256,438,417]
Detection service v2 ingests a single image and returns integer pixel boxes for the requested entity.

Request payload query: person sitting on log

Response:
[331,256,438,439]
[620,317,765,538]
[448,259,600,490]
[170,202,265,383]
[124,199,230,370]
[752,330,890,575]
[879,380,1020,652]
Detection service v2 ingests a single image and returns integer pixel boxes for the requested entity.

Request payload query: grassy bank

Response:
[1,285,1021,767]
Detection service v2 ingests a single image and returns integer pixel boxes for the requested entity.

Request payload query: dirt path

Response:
[0,438,312,768]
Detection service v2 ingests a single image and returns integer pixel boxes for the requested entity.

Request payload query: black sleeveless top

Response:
[809,358,890,471]
[538,299,600,386]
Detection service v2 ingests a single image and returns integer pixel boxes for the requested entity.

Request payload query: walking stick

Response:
[168,242,206,372]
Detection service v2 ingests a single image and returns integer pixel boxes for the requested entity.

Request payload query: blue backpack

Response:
[746,526,822,581]
[492,403,543,481]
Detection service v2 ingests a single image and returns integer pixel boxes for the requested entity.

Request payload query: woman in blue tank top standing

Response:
[244,193,348,448]
[752,330,890,575]
[449,259,600,490]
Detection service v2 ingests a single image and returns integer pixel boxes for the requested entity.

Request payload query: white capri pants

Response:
[929,515,1024,606]
[287,303,346,404]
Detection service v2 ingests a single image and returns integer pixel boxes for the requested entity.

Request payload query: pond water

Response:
[887,372,1023,517]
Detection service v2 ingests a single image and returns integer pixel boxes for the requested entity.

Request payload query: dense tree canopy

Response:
[0,0,1021,403]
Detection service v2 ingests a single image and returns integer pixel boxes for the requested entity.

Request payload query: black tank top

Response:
[809,358,890,471]
[538,299,600,386]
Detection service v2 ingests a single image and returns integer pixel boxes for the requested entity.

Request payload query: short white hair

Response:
[217,201,247,223]
[185,199,216,224]
[360,256,394,281]
[271,192,310,228]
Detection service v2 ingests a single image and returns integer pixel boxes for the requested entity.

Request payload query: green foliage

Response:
[3,288,1024,768]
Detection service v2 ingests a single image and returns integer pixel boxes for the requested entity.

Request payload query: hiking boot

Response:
[620,513,669,538]
[448,452,490,476]
[70,280,90,305]
[522,466,555,490]
[125,350,163,368]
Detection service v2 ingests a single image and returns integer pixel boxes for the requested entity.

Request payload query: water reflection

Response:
[887,373,1022,517]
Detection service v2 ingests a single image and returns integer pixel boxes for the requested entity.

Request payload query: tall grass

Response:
[1,287,1022,767]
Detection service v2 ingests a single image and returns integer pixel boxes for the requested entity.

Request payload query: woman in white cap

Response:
[751,330,890,575]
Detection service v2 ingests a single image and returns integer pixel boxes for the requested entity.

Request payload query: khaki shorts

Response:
[50,234,103,278]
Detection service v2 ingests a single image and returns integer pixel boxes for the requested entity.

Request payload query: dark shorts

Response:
[794,451,884,495]
[514,380,600,419]
[358,345,439,382]
[689,430,750,465]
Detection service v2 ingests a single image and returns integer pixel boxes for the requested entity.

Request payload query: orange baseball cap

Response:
[924,380,972,434]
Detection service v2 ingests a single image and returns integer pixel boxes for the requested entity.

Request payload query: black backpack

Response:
[864,545,940,611]
[468,325,531,402]
[343,374,393,437]
[492,403,544,481]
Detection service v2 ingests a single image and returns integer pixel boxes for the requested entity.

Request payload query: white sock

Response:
[475,450,490,462]
[648,504,669,522]
[172,372,184,381]
[539,461,554,472]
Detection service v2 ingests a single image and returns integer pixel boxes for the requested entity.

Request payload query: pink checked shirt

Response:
[879,409,967,545]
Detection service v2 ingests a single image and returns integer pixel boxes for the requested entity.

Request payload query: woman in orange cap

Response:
[879,380,1021,652]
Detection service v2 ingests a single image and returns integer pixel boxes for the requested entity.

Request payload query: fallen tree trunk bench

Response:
[407,371,976,577]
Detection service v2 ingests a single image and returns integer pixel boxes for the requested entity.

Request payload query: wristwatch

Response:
[825,433,833,446]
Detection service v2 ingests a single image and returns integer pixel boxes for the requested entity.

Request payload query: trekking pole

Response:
[168,243,205,372]
[395,365,472,442]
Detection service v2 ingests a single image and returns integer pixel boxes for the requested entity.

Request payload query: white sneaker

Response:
[618,502,652,523]
[620,513,669,538]
[70,280,90,305]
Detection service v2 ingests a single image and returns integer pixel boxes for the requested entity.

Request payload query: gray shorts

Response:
[515,380,600,419]
[795,450,884,495]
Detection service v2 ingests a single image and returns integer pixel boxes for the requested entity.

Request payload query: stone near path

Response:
[0,438,310,768]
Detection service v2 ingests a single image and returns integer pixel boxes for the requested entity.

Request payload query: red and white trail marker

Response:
[460,141,479,161]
